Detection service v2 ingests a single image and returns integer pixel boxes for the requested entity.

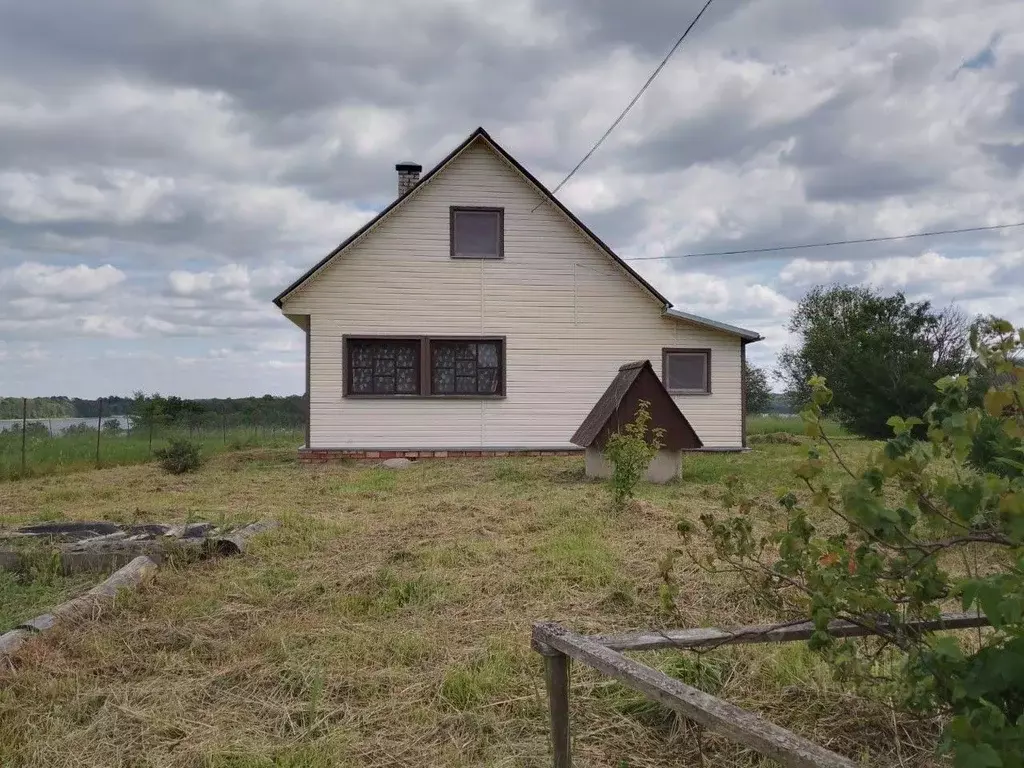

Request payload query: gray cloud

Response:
[0,0,1022,395]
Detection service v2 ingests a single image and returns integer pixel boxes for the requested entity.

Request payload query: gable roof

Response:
[570,359,703,451]
[272,127,762,344]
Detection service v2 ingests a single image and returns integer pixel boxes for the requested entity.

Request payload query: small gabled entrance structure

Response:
[570,360,703,483]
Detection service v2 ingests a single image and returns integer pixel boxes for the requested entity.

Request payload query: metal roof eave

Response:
[665,308,763,343]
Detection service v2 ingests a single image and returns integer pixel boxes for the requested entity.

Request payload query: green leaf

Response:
[961,580,983,612]
[954,742,1003,768]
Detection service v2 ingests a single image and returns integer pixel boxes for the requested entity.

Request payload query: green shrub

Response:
[674,317,1024,766]
[603,400,664,510]
[154,439,203,474]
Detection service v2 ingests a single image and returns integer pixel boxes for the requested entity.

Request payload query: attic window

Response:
[662,349,711,395]
[451,207,503,259]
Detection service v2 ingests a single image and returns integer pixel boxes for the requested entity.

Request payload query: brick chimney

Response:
[395,162,422,197]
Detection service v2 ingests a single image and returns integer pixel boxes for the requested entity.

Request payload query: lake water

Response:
[0,415,132,435]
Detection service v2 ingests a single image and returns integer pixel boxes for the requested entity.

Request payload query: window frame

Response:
[449,206,504,260]
[661,348,712,395]
[343,335,506,399]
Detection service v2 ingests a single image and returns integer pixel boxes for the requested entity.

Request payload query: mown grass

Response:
[0,443,947,767]
[747,413,850,438]
[0,427,304,481]
[0,569,95,631]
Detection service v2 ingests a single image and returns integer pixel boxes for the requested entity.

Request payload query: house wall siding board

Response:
[285,141,743,449]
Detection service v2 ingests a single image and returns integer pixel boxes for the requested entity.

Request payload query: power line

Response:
[622,221,1024,262]
[540,0,717,205]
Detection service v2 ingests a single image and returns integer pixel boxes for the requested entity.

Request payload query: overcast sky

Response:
[1,0,1022,398]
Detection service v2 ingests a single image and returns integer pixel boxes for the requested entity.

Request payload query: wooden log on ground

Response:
[0,629,34,657]
[533,621,857,768]
[1,555,158,658]
[590,612,990,652]
[212,520,279,556]
[0,520,278,574]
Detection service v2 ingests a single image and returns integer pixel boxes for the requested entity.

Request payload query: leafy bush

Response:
[673,317,1024,766]
[603,399,664,509]
[63,422,94,436]
[154,440,203,474]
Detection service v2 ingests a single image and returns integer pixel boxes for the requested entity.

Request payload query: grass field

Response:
[746,413,850,438]
[0,441,953,768]
[0,427,304,481]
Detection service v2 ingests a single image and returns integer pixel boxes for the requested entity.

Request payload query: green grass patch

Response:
[0,569,94,630]
[440,647,522,710]
[747,414,849,438]
[534,528,617,588]
[336,568,445,617]
[328,469,397,496]
[0,427,304,482]
[596,652,734,727]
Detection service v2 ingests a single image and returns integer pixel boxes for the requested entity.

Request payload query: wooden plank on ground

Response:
[534,622,856,768]
[590,612,990,652]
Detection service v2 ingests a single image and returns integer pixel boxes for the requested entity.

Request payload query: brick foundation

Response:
[298,447,583,464]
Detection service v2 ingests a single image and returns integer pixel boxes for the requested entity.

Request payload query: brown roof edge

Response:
[617,360,648,371]
[272,126,671,309]
[570,359,703,451]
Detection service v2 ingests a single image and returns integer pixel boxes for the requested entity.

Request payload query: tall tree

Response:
[743,361,772,415]
[778,285,972,438]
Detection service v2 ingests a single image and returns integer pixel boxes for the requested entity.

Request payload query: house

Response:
[273,127,762,460]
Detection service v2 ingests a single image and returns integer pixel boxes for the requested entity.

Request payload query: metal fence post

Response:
[21,397,27,475]
[95,398,103,467]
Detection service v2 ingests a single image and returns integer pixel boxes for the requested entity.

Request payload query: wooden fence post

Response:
[542,650,572,768]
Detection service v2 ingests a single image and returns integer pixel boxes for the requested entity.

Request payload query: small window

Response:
[663,349,711,394]
[347,339,420,396]
[451,207,503,259]
[431,339,503,395]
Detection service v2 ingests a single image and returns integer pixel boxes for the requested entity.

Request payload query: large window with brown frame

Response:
[347,338,421,395]
[430,339,502,395]
[344,336,505,398]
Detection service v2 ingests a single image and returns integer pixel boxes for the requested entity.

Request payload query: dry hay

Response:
[0,445,946,767]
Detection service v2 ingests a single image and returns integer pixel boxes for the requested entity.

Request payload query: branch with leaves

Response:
[670,317,1024,767]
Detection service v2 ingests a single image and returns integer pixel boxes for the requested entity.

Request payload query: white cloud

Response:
[778,258,859,286]
[777,248,1024,302]
[77,315,141,339]
[167,263,298,300]
[0,262,126,299]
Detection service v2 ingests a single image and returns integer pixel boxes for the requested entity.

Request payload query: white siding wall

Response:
[282,141,744,449]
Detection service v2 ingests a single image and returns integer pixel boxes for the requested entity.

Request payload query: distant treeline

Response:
[766,393,795,414]
[0,394,305,424]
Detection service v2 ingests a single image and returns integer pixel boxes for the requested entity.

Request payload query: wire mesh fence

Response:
[0,398,305,480]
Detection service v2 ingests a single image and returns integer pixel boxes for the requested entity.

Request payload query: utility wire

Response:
[621,221,1024,261]
[536,0,717,209]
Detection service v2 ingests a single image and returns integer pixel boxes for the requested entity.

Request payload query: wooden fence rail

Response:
[531,612,989,768]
